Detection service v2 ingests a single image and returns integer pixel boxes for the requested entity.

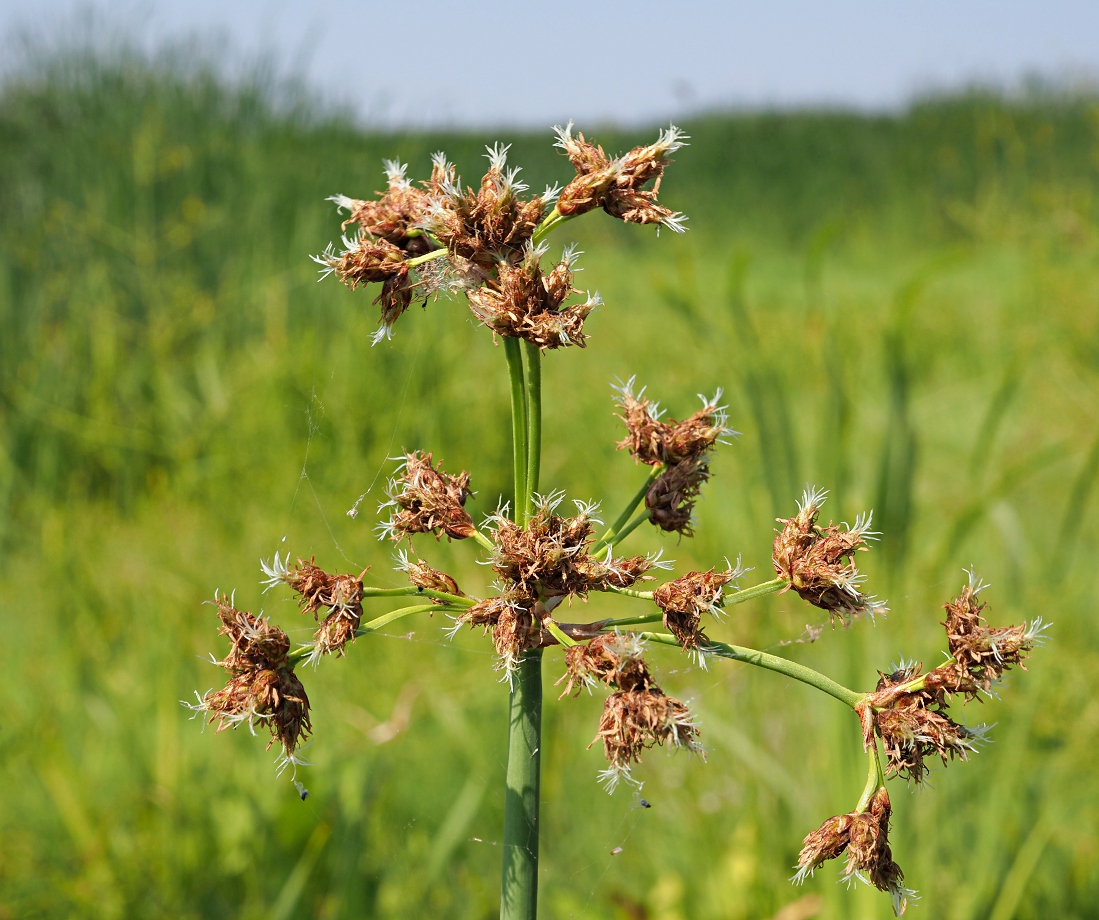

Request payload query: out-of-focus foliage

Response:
[1,48,1097,919]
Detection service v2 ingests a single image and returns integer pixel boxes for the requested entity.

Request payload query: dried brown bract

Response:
[614,377,732,467]
[187,596,311,774]
[378,451,476,543]
[554,124,688,233]
[772,487,887,623]
[793,788,915,916]
[487,492,657,601]
[652,563,744,651]
[466,245,600,349]
[645,456,710,536]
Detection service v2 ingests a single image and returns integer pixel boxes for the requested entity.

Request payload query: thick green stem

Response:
[523,340,541,516]
[640,632,865,708]
[500,648,543,920]
[504,338,529,521]
[593,466,663,551]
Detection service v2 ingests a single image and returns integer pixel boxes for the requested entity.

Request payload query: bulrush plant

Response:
[186,124,1047,918]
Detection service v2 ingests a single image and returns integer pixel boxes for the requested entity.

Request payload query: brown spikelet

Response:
[380,451,476,543]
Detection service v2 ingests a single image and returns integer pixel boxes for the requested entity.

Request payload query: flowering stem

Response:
[640,632,865,708]
[531,206,576,246]
[523,340,542,513]
[504,337,529,522]
[286,603,465,665]
[606,509,651,547]
[600,576,788,618]
[542,618,577,648]
[501,647,543,920]
[361,586,476,607]
[856,743,883,812]
[593,466,663,551]
[405,248,449,269]
[472,529,497,553]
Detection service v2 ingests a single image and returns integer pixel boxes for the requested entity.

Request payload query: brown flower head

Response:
[486,492,660,601]
[652,559,747,653]
[563,633,703,792]
[942,569,1048,692]
[186,596,311,774]
[329,160,435,254]
[554,123,689,233]
[772,486,888,623]
[378,451,476,543]
[445,587,540,685]
[614,377,734,467]
[260,553,367,665]
[793,787,915,917]
[420,145,552,271]
[313,237,415,344]
[645,455,711,536]
[864,661,991,784]
[394,548,463,598]
[466,243,601,349]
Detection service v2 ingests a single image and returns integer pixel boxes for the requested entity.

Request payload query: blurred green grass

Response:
[1,49,1098,919]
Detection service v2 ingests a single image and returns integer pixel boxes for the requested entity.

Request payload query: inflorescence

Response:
[189,124,1045,918]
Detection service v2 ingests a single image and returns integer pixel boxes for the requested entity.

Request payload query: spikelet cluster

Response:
[652,562,745,651]
[557,633,703,791]
[187,596,311,773]
[378,451,476,543]
[772,487,887,623]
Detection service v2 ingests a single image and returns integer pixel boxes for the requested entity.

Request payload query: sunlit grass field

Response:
[2,50,1098,919]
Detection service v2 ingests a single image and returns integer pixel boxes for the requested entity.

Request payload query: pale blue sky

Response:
[3,0,1099,126]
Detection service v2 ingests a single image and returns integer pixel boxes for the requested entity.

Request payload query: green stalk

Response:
[500,333,542,920]
[287,604,464,665]
[500,650,542,920]
[593,466,663,551]
[604,508,650,548]
[523,340,542,519]
[405,248,449,268]
[530,206,577,246]
[361,586,476,607]
[856,743,884,812]
[640,632,865,708]
[504,338,529,521]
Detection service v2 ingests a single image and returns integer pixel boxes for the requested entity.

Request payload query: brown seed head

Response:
[793,788,914,916]
[421,145,549,271]
[865,663,990,784]
[189,596,311,771]
[395,549,463,598]
[614,377,732,467]
[652,563,744,651]
[645,456,711,536]
[466,245,598,349]
[488,493,659,600]
[592,688,703,792]
[554,124,688,233]
[942,570,1047,692]
[330,160,435,254]
[772,487,886,623]
[556,632,654,697]
[379,451,476,543]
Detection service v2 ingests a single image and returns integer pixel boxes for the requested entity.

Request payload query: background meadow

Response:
[1,48,1098,919]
